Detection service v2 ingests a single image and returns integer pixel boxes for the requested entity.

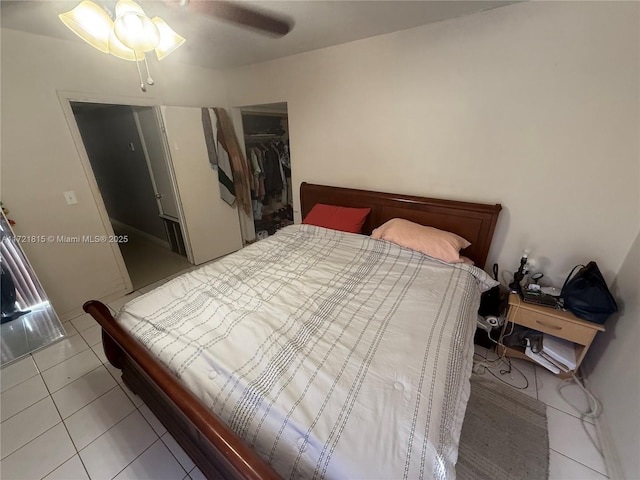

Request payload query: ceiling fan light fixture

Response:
[59,0,187,91]
[115,0,146,17]
[113,12,160,52]
[58,0,113,53]
[152,17,186,61]
[108,29,145,61]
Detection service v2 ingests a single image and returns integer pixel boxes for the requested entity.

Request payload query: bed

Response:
[84,182,502,480]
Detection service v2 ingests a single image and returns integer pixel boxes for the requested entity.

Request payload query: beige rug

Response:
[457,375,549,480]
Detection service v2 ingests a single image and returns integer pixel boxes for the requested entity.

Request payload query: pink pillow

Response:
[371,218,471,263]
[460,256,475,266]
[302,204,371,234]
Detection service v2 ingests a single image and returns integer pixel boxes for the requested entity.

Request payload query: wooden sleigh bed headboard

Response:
[300,182,502,268]
[84,183,502,480]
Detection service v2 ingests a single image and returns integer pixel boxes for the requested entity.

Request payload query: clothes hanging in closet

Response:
[246,140,290,220]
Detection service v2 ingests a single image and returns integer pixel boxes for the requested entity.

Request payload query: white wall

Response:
[223,1,639,286]
[586,230,640,479]
[0,28,229,318]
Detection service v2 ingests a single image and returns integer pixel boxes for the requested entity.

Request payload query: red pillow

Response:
[302,204,371,234]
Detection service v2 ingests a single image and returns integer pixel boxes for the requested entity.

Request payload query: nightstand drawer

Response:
[508,307,594,345]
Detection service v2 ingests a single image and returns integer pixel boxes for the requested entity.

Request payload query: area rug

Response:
[457,374,549,480]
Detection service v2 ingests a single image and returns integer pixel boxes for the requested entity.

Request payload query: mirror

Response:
[1,211,65,366]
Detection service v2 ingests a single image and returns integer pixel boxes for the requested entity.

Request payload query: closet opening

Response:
[71,102,191,290]
[240,103,293,242]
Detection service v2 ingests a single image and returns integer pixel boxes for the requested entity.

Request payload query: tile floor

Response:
[1,282,609,479]
[474,344,609,479]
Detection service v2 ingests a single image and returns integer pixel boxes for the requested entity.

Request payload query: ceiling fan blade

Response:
[174,1,293,37]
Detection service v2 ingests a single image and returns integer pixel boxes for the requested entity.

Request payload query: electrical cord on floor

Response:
[473,351,530,390]
[557,372,604,457]
[472,318,514,367]
[472,317,534,390]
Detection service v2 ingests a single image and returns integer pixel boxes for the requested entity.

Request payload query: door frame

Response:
[152,107,195,263]
[56,91,192,291]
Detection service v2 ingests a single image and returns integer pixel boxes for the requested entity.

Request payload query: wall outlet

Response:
[63,191,78,205]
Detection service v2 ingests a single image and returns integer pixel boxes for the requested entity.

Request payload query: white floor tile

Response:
[0,396,61,459]
[43,454,90,480]
[106,362,124,384]
[79,410,158,480]
[504,357,537,399]
[121,382,145,407]
[549,449,608,479]
[32,334,90,372]
[139,404,167,436]
[79,324,103,347]
[113,439,186,480]
[70,313,98,333]
[52,365,118,419]
[91,343,108,364]
[41,349,102,393]
[161,432,195,473]
[0,423,75,480]
[0,355,39,393]
[547,406,607,475]
[62,321,80,337]
[473,343,487,358]
[537,368,594,423]
[65,385,136,450]
[0,373,48,422]
[188,467,207,480]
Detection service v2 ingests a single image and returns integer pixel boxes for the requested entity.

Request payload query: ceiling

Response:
[0,1,515,69]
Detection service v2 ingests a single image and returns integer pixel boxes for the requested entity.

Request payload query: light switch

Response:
[63,191,78,205]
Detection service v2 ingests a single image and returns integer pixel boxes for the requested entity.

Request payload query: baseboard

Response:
[58,287,132,323]
[593,409,624,480]
[110,218,170,249]
[581,363,625,480]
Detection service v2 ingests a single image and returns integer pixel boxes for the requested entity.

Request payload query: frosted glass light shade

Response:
[58,1,114,53]
[115,0,146,17]
[152,17,186,60]
[114,12,160,52]
[109,29,144,61]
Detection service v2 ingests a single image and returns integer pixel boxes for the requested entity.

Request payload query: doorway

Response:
[240,103,293,241]
[71,102,191,290]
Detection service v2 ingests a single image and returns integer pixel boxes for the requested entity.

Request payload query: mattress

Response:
[117,224,497,480]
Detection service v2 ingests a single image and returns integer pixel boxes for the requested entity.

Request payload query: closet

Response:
[241,103,293,240]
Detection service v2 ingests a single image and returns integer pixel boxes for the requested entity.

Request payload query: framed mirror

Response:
[1,210,65,366]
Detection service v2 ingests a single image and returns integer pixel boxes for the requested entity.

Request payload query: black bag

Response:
[561,261,617,324]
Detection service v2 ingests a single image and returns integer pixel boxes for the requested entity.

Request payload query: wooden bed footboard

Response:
[83,300,281,480]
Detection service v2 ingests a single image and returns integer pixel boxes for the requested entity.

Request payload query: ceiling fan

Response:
[58,0,293,91]
[162,0,293,37]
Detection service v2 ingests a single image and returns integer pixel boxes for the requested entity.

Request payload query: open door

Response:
[160,106,243,265]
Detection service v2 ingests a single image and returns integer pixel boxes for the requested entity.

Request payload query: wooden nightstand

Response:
[497,293,605,378]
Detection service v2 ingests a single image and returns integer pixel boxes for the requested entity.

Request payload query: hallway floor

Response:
[117,232,191,291]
